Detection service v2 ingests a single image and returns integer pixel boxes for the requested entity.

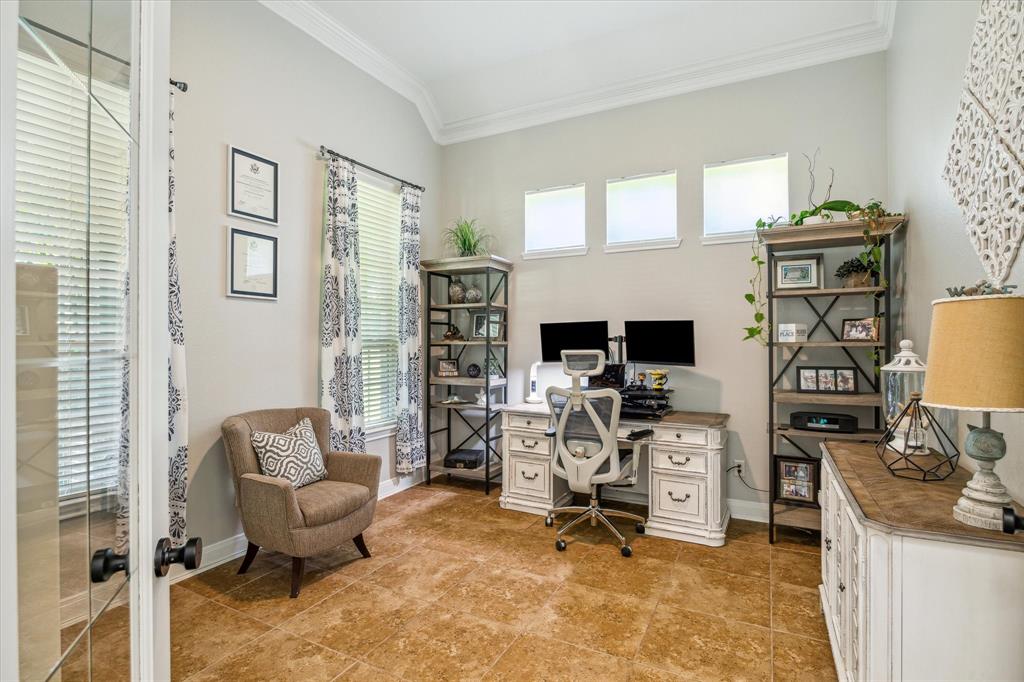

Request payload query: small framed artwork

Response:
[472,313,502,339]
[798,368,818,392]
[227,227,278,300]
[817,368,836,392]
[775,456,819,507]
[798,366,858,393]
[842,316,881,342]
[774,253,823,290]
[229,146,279,225]
[835,368,857,393]
[438,359,459,377]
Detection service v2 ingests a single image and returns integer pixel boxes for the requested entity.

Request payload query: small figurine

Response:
[442,324,465,341]
[637,371,647,387]
[650,369,670,391]
[475,389,487,407]
[946,279,1018,297]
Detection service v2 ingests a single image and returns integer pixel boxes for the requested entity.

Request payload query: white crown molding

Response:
[258,0,444,142]
[262,0,896,146]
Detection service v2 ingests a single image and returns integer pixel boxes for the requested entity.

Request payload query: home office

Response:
[6,2,1024,681]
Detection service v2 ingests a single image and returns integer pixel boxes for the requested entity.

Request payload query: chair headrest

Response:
[560,350,605,378]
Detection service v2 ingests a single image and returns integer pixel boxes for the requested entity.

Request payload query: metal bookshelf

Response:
[421,255,512,495]
[762,216,906,542]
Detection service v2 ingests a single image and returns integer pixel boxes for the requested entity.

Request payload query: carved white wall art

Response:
[943,0,1024,287]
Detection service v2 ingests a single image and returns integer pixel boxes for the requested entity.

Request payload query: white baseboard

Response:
[727,498,769,523]
[169,468,429,584]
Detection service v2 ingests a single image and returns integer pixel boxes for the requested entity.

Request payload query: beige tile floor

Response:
[64,480,837,681]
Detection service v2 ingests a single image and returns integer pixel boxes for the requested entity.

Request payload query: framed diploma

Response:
[228,146,279,225]
[227,227,278,300]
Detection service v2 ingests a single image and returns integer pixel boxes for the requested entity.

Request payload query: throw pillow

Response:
[250,417,327,489]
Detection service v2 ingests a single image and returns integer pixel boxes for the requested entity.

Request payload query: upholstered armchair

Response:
[221,407,380,597]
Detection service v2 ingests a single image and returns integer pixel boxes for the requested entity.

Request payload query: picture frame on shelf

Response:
[227,227,278,300]
[774,456,819,506]
[798,368,818,391]
[797,366,858,394]
[438,359,459,377]
[228,146,279,225]
[842,316,881,341]
[774,253,823,290]
[472,312,502,339]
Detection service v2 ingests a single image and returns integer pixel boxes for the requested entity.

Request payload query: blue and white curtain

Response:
[167,92,189,545]
[395,185,425,473]
[319,157,366,452]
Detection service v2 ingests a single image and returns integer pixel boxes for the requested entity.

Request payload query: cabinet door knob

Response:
[675,433,682,439]
[667,491,691,504]
[526,419,532,426]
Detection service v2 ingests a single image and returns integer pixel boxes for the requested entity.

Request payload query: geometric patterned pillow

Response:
[250,417,327,489]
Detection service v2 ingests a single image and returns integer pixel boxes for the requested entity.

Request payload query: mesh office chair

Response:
[544,350,649,557]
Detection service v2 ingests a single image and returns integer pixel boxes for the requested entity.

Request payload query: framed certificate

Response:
[227,227,278,300]
[229,146,279,225]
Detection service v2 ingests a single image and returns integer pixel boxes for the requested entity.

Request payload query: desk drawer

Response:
[653,426,708,447]
[506,413,548,431]
[507,431,551,456]
[509,455,549,499]
[651,447,707,474]
[651,473,706,524]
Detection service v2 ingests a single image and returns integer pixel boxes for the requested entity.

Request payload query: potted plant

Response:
[443,217,491,257]
[835,257,874,288]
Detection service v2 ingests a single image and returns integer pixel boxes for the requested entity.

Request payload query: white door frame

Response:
[0,1,173,679]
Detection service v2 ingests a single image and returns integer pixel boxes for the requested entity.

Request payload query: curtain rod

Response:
[170,79,188,93]
[317,145,425,192]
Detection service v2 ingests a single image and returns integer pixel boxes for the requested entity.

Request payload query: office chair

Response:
[544,350,650,557]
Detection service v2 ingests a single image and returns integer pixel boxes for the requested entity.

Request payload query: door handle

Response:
[154,537,203,577]
[91,548,129,583]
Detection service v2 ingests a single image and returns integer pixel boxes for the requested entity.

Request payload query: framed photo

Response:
[774,455,819,506]
[798,368,818,391]
[817,368,836,392]
[835,368,857,393]
[438,359,459,377]
[774,253,823,290]
[229,146,279,225]
[227,227,278,300]
[842,316,880,341]
[472,313,502,339]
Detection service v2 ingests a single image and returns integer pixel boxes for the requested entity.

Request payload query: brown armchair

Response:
[221,407,380,597]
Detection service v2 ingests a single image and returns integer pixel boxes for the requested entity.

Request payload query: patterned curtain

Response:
[167,92,189,545]
[395,185,425,473]
[319,157,366,452]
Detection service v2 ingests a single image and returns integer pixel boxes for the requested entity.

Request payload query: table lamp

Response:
[921,294,1024,530]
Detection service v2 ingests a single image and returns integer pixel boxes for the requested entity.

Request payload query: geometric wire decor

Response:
[943,0,1024,287]
[876,392,960,482]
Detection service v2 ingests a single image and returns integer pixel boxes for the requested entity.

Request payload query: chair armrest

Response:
[626,428,654,441]
[325,451,381,498]
[239,473,304,531]
[544,427,557,439]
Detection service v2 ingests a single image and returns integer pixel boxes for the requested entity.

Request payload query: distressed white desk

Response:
[500,402,730,546]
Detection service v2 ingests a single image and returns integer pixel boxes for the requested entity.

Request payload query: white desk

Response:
[500,402,730,546]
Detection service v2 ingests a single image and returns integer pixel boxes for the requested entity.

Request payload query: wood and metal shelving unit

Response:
[762,216,906,541]
[421,255,512,495]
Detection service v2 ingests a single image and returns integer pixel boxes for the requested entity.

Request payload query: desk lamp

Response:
[921,295,1024,530]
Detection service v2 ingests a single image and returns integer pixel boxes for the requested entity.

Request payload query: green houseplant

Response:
[444,218,492,257]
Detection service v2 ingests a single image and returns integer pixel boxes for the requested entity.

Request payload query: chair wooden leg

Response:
[353,533,371,559]
[290,557,305,598]
[237,542,260,575]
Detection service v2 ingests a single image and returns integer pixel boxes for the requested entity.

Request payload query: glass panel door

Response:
[14,1,136,678]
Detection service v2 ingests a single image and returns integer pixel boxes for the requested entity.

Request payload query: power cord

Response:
[726,464,769,493]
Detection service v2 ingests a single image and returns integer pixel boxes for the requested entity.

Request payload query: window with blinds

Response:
[14,50,132,499]
[357,176,402,428]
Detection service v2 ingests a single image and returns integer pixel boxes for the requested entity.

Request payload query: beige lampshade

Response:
[921,295,1024,412]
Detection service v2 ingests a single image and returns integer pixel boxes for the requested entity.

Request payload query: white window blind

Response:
[524,184,586,256]
[703,154,788,241]
[357,176,402,428]
[606,171,677,247]
[14,50,132,499]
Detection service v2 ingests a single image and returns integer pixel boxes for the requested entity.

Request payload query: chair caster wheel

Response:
[555,539,567,552]
[621,545,633,558]
[635,523,646,534]
[544,516,554,528]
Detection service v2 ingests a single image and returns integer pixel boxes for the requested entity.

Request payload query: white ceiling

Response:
[261,0,896,144]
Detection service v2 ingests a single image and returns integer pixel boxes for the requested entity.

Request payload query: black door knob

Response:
[91,548,129,583]
[154,537,203,577]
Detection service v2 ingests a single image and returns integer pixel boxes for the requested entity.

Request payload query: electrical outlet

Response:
[732,460,745,476]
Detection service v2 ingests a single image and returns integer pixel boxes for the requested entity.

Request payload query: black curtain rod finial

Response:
[170,79,188,93]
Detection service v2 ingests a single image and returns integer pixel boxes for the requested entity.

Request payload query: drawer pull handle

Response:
[838,582,846,593]
[522,440,539,449]
[667,491,691,504]
[825,537,832,551]
[526,419,532,426]
[521,470,539,481]
[668,454,691,466]
[675,433,682,439]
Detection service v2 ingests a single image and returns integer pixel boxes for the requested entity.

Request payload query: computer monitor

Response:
[540,321,609,362]
[624,320,695,366]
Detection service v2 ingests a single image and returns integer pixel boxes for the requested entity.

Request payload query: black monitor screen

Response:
[624,320,695,366]
[540,321,609,362]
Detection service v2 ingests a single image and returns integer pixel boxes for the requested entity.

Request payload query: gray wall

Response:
[172,1,441,548]
[887,0,1024,499]
[437,54,890,513]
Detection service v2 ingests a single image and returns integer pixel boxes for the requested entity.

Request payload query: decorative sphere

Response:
[465,286,483,304]
[466,363,481,378]
[965,427,1006,462]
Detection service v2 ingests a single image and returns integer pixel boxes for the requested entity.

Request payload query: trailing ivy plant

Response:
[742,216,783,344]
